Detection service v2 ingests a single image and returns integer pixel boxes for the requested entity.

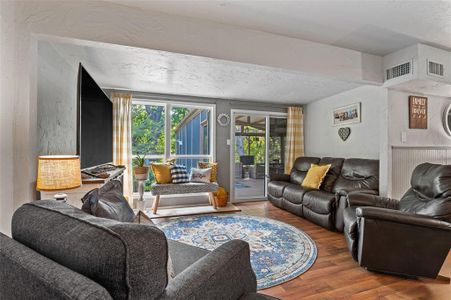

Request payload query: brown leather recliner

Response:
[343,163,451,278]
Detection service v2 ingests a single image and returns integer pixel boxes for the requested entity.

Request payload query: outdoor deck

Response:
[235,178,265,199]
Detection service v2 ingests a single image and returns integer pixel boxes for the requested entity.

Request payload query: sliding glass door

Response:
[231,111,287,201]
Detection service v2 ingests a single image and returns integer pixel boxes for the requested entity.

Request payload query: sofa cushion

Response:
[268,181,290,198]
[303,190,336,214]
[81,180,135,222]
[301,163,331,189]
[332,158,379,194]
[12,200,168,300]
[319,157,344,192]
[283,184,311,204]
[167,240,209,276]
[290,157,320,184]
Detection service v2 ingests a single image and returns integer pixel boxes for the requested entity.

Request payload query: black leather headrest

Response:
[411,163,451,199]
[340,158,379,179]
[292,157,320,172]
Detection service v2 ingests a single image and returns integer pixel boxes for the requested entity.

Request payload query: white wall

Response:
[304,86,387,159]
[38,41,78,155]
[383,89,451,196]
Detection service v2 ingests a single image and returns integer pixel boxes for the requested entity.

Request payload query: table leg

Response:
[152,195,160,214]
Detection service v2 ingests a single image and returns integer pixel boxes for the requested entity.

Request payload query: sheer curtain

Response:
[112,92,133,202]
[285,106,305,173]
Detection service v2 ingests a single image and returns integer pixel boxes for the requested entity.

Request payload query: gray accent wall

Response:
[37,41,78,155]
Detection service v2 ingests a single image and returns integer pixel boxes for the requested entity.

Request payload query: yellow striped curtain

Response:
[285,106,305,173]
[112,92,133,202]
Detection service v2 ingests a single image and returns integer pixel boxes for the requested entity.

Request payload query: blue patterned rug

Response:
[157,214,317,289]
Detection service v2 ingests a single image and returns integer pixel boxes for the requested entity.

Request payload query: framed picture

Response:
[409,95,427,129]
[332,102,361,126]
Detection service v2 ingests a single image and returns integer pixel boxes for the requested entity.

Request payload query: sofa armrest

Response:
[336,189,378,198]
[160,240,257,300]
[347,193,399,209]
[267,174,290,182]
[356,207,451,231]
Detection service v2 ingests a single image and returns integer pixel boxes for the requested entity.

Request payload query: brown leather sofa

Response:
[267,156,379,231]
[343,163,451,278]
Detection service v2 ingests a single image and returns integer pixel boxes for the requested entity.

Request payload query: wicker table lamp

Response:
[36,155,82,201]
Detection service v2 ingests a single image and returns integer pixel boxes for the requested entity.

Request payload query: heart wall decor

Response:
[338,127,351,141]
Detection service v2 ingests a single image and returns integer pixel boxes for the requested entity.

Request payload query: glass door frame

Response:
[230,109,287,203]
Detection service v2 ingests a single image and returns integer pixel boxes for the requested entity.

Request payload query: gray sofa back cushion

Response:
[0,233,112,300]
[12,200,168,300]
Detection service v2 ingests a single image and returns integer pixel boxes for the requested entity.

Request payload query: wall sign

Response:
[409,96,427,129]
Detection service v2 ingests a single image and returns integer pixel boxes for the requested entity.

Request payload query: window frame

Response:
[132,99,216,194]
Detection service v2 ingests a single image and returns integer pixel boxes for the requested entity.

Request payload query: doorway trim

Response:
[230,109,287,203]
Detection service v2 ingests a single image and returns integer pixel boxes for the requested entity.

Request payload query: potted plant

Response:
[133,152,149,181]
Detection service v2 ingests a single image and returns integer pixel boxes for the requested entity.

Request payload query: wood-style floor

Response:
[236,201,451,300]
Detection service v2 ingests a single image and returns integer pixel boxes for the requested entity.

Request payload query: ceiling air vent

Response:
[386,62,411,80]
[427,60,444,77]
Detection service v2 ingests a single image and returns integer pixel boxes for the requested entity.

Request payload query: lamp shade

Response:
[36,155,82,191]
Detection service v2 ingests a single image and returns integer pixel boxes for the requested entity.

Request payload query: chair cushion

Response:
[268,181,290,198]
[151,182,219,195]
[81,180,135,222]
[290,157,320,184]
[190,167,211,183]
[301,164,331,189]
[170,165,190,183]
[283,184,311,204]
[167,240,209,276]
[151,163,172,184]
[198,162,219,182]
[302,190,336,214]
[12,200,168,300]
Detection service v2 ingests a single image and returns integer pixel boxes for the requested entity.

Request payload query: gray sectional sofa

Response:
[0,200,276,300]
[268,156,379,231]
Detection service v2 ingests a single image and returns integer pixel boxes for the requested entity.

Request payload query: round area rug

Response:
[157,214,317,289]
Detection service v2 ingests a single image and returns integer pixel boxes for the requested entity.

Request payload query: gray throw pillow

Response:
[82,180,135,222]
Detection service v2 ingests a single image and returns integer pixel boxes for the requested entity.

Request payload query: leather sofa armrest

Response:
[356,207,451,231]
[336,189,378,198]
[347,193,399,209]
[160,240,256,300]
[267,174,290,182]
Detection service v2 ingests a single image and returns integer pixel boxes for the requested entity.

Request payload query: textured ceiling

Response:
[108,0,451,55]
[47,41,360,104]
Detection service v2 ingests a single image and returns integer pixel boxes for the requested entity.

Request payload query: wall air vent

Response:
[386,62,411,80]
[427,60,444,77]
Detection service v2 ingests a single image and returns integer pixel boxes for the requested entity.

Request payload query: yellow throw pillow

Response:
[301,164,331,189]
[198,162,218,182]
[150,163,172,184]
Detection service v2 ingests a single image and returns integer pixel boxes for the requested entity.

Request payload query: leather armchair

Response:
[343,163,451,278]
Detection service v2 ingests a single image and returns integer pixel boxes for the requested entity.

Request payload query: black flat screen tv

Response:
[77,64,113,169]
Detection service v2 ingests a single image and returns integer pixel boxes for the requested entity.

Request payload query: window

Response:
[132,100,215,192]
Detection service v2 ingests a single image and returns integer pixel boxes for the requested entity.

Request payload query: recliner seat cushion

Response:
[12,200,168,300]
[267,181,290,198]
[290,157,320,184]
[283,184,311,204]
[332,158,379,194]
[303,190,336,214]
[409,162,451,199]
